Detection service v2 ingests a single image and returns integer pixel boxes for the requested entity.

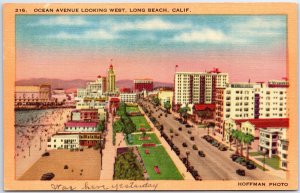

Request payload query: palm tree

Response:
[232,129,239,154]
[244,133,255,160]
[207,122,215,136]
[153,97,160,107]
[164,101,171,113]
[237,131,246,156]
[227,126,233,150]
[179,106,190,123]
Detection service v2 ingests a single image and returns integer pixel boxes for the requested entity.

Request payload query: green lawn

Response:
[126,106,140,113]
[128,133,161,145]
[249,152,262,157]
[138,146,183,180]
[257,156,280,170]
[130,116,151,131]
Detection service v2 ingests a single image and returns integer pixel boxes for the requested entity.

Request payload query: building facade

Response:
[120,93,138,103]
[134,79,154,92]
[64,121,98,132]
[15,84,52,106]
[107,64,116,93]
[47,134,80,150]
[158,90,173,106]
[215,80,288,135]
[174,68,228,106]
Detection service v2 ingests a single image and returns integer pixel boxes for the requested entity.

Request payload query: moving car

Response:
[236,169,246,176]
[40,173,55,180]
[42,152,50,157]
[198,150,205,157]
[190,136,195,141]
[182,142,188,147]
[192,144,198,150]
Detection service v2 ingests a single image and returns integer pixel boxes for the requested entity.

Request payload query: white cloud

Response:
[231,17,285,37]
[108,18,192,31]
[30,16,91,26]
[48,29,117,40]
[173,28,229,43]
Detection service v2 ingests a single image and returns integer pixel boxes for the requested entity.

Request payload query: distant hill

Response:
[16,78,173,90]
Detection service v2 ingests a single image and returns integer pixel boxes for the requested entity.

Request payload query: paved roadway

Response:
[139,99,282,181]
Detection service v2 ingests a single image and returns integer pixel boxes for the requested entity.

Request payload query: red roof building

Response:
[65,121,98,128]
[235,118,289,128]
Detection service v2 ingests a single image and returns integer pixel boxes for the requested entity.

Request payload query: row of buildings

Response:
[170,68,289,170]
[47,109,106,150]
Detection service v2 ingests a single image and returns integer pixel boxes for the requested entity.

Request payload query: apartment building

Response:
[47,134,80,150]
[215,80,288,135]
[120,93,138,103]
[174,68,228,106]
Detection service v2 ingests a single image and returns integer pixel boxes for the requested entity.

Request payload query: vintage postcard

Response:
[3,2,298,191]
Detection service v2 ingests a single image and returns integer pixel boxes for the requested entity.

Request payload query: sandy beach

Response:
[15,108,72,179]
[19,149,101,180]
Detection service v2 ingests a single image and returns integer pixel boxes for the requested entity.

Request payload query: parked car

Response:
[236,169,246,176]
[230,154,239,161]
[178,127,182,131]
[185,124,193,128]
[244,160,257,170]
[198,150,205,157]
[192,144,198,150]
[182,142,188,147]
[190,136,195,141]
[40,173,55,180]
[218,145,228,151]
[42,152,50,157]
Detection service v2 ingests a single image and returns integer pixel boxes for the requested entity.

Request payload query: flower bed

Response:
[142,143,156,147]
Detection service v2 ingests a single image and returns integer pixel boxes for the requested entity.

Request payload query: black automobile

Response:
[40,173,55,180]
[198,150,205,157]
[246,161,257,170]
[190,136,195,141]
[178,127,182,131]
[42,152,50,157]
[236,169,246,176]
[182,142,188,147]
[185,124,193,128]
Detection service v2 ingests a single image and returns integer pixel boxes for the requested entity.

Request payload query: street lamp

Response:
[262,148,267,171]
[186,151,190,172]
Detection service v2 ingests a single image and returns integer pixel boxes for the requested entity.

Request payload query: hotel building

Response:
[134,79,154,92]
[120,93,138,103]
[77,75,106,99]
[107,64,116,93]
[215,80,288,135]
[174,68,228,106]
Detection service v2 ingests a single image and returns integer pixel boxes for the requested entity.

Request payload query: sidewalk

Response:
[138,106,195,180]
[100,113,116,180]
[211,133,286,179]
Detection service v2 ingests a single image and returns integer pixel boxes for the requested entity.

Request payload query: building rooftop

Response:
[16,86,40,92]
[235,118,289,128]
[65,121,98,127]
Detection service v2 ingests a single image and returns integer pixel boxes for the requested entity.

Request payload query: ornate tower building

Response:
[107,62,116,93]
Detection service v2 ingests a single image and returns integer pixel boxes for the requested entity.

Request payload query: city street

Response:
[139,99,282,181]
